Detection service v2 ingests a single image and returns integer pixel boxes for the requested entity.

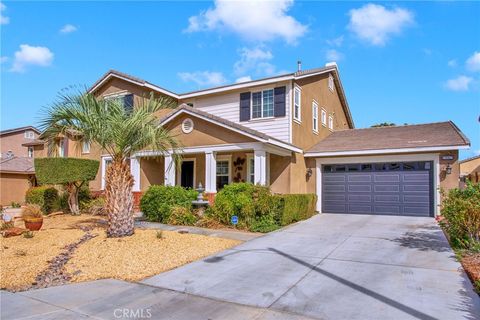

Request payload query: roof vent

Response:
[297,60,302,71]
[182,118,194,134]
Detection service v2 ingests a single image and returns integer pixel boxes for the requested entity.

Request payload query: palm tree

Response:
[40,90,179,237]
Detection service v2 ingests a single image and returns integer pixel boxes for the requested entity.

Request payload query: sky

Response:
[1,1,479,160]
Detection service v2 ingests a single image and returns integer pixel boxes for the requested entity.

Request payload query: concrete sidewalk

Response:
[1,280,315,320]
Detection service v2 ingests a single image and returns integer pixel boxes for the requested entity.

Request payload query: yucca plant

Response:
[40,89,179,237]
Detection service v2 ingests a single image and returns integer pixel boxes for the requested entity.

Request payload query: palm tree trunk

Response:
[105,160,134,237]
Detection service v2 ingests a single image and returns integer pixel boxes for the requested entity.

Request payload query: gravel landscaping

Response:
[0,215,240,292]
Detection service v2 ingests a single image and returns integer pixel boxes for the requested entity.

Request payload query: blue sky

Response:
[1,1,479,159]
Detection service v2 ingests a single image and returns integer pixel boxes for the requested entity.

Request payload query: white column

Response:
[164,154,176,186]
[205,151,217,193]
[130,157,141,192]
[315,159,322,213]
[254,149,267,185]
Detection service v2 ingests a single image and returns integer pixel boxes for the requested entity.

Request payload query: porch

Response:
[128,142,294,198]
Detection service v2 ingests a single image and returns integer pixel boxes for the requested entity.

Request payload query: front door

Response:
[181,161,194,189]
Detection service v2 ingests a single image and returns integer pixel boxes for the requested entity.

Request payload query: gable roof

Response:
[87,63,354,128]
[305,121,470,157]
[0,156,35,174]
[159,104,302,153]
[460,154,480,164]
[0,126,40,136]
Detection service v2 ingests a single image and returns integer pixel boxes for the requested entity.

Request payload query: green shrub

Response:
[140,185,197,222]
[10,202,21,208]
[82,197,106,215]
[25,186,59,214]
[167,206,198,226]
[441,182,480,249]
[277,194,317,226]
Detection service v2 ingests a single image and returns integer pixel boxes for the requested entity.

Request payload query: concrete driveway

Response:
[143,214,480,320]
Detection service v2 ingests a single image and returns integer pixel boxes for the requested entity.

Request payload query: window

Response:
[24,130,35,139]
[104,93,133,113]
[28,147,34,158]
[294,87,301,122]
[328,115,334,130]
[321,109,327,127]
[101,157,113,190]
[58,139,65,157]
[82,141,91,154]
[247,155,255,183]
[251,89,274,119]
[328,74,334,92]
[216,160,230,190]
[312,101,319,133]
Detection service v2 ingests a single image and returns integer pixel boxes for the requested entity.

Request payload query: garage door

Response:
[322,162,433,217]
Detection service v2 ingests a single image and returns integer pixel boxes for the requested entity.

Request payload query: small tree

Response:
[34,158,99,215]
[371,122,396,128]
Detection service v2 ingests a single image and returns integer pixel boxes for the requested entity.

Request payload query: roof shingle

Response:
[306,121,470,155]
[0,157,35,174]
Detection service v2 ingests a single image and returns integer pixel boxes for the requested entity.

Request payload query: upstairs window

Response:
[251,89,274,119]
[328,115,334,131]
[24,130,35,139]
[312,101,319,133]
[294,87,301,122]
[321,108,327,127]
[82,141,91,154]
[328,74,334,92]
[58,139,65,157]
[104,93,134,114]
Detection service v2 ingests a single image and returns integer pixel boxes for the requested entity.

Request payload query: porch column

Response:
[164,154,176,186]
[205,151,217,193]
[130,157,141,192]
[254,149,267,185]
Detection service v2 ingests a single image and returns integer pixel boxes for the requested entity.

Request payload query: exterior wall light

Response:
[445,164,452,175]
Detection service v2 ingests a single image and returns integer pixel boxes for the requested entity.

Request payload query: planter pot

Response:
[24,217,43,231]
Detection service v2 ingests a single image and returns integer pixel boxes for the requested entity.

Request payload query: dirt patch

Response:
[1,214,240,291]
[65,229,240,282]
[461,252,480,293]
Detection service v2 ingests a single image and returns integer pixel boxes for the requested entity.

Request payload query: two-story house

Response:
[0,126,41,204]
[56,63,470,217]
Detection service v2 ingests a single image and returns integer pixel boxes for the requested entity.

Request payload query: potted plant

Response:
[22,204,44,231]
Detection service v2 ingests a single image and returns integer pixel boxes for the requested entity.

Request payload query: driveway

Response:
[143,214,480,320]
[2,214,479,320]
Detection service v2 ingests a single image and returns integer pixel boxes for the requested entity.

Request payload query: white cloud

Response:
[1,2,10,25]
[234,47,276,76]
[448,59,457,67]
[348,3,414,46]
[178,71,227,87]
[236,76,252,83]
[466,51,480,72]
[325,49,344,62]
[60,24,78,34]
[10,44,54,73]
[444,75,473,92]
[185,0,307,44]
[0,56,8,64]
[326,35,344,47]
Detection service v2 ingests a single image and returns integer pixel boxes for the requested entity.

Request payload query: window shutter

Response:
[123,94,134,114]
[274,86,286,117]
[239,92,251,121]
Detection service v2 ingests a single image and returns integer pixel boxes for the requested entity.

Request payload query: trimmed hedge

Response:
[34,158,99,185]
[25,186,59,214]
[140,185,197,222]
[278,194,317,226]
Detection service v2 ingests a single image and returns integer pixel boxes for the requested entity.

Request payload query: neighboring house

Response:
[0,126,42,205]
[460,155,480,186]
[0,157,35,205]
[45,63,470,217]
[0,126,40,158]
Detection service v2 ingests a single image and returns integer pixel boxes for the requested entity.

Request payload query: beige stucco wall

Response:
[140,157,164,191]
[0,173,33,205]
[439,150,460,191]
[0,130,39,158]
[460,156,480,183]
[292,73,351,150]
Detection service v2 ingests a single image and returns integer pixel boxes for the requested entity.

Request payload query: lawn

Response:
[0,215,240,292]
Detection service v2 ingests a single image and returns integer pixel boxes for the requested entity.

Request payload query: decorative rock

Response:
[1,227,28,238]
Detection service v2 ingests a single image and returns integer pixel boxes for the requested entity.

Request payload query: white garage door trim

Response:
[315,153,440,216]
